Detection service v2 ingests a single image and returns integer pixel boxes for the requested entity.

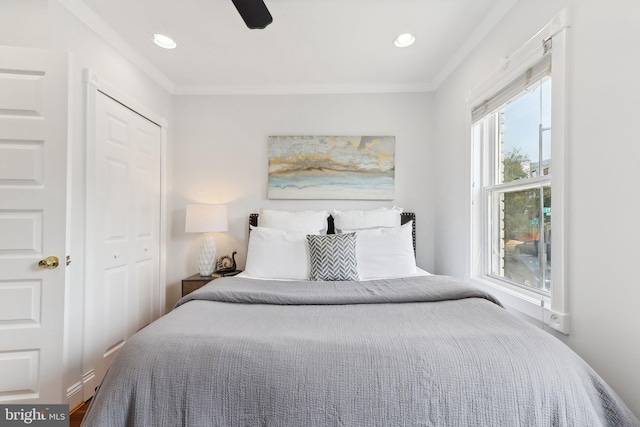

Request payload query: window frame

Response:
[467,11,570,334]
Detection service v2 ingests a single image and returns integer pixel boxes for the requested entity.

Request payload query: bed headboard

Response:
[249,212,416,255]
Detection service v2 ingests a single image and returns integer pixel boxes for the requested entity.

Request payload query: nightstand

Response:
[181,270,242,297]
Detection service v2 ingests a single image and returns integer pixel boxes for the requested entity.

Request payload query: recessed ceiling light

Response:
[394,33,416,48]
[152,33,177,49]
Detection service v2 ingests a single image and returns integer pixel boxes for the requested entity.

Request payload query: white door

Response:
[84,91,161,394]
[0,46,69,403]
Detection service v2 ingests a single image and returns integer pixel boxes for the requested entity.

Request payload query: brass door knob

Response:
[38,256,60,269]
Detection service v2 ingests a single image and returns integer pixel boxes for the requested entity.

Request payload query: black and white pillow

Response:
[306,233,359,281]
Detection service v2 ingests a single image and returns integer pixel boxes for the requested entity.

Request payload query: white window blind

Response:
[472,49,551,123]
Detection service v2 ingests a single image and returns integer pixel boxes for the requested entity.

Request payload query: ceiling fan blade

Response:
[231,0,273,29]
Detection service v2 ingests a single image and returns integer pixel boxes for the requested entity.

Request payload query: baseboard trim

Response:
[82,370,97,402]
[66,380,83,410]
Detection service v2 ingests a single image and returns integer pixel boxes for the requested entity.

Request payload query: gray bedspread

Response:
[82,275,639,427]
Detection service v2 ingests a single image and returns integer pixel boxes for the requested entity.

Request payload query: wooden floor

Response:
[70,399,91,427]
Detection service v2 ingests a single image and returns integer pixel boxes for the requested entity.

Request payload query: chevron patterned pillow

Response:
[306,233,359,281]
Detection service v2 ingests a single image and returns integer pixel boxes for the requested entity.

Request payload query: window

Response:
[469,12,569,333]
[477,76,552,294]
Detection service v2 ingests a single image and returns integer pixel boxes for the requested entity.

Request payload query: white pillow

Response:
[350,221,416,280]
[332,206,403,232]
[244,226,313,280]
[259,209,330,234]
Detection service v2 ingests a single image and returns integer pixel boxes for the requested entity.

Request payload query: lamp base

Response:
[198,233,217,276]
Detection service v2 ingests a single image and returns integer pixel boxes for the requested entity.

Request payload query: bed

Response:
[81,208,639,427]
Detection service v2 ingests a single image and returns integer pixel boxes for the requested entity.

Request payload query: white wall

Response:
[5,0,174,408]
[48,2,173,407]
[0,0,49,47]
[169,93,434,307]
[7,0,638,417]
[50,2,173,406]
[433,0,640,416]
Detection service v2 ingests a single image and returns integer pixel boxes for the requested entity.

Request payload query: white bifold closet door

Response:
[84,91,161,397]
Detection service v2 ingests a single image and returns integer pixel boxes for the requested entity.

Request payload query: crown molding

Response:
[173,0,515,97]
[56,0,175,94]
[430,0,518,91]
[173,82,435,96]
[56,0,433,96]
[466,8,570,105]
[56,0,513,97]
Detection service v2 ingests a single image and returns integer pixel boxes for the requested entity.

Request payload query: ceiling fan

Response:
[231,0,273,29]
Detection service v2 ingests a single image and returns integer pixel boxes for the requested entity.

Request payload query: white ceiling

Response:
[73,0,516,94]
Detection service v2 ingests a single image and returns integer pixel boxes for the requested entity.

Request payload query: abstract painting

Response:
[268,136,395,200]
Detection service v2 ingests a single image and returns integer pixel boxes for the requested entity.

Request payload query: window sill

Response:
[468,276,570,334]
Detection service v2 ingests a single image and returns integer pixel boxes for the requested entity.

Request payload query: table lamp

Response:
[185,204,228,276]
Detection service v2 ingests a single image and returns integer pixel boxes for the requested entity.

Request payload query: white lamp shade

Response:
[185,204,228,233]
